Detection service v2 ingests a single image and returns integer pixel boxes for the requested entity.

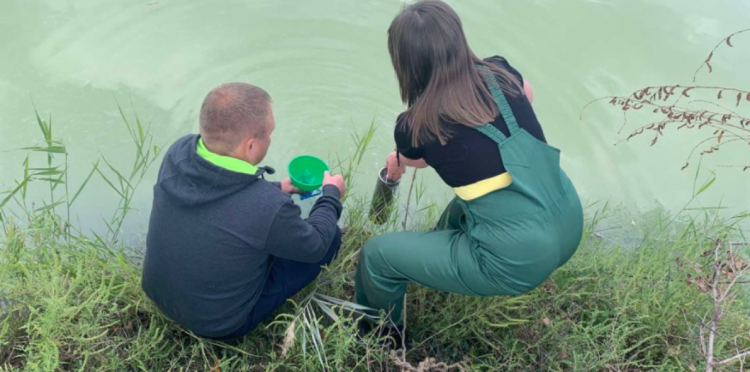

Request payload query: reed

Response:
[582,29,750,172]
[1,108,748,371]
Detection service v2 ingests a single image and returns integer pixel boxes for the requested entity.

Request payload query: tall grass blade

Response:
[23,145,66,154]
[695,171,716,197]
[69,161,99,206]
[119,103,145,156]
[36,200,64,212]
[95,168,126,199]
[0,178,28,209]
[22,156,29,200]
[34,178,65,185]
[131,150,150,180]
[313,299,339,322]
[34,108,51,142]
[30,167,64,176]
[314,294,375,314]
[101,156,133,191]
[117,103,130,127]
[137,117,145,142]
[303,306,328,368]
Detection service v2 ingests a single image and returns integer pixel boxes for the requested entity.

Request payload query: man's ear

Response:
[232,136,254,159]
[248,136,259,151]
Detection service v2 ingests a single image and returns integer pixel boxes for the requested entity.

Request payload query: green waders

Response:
[354,65,584,324]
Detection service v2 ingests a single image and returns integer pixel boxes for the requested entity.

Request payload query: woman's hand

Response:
[385,151,407,181]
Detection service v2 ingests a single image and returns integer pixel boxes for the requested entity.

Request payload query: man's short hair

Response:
[199,83,271,154]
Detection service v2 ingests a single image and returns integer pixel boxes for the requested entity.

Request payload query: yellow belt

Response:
[453,173,512,201]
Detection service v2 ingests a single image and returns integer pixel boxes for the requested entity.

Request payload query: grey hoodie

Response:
[141,134,342,338]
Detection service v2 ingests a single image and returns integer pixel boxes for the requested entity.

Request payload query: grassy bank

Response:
[3,200,749,371]
[1,112,750,371]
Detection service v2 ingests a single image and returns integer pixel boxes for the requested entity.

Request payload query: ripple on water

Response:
[1,0,749,232]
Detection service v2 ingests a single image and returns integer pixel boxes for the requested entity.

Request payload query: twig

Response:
[721,256,743,301]
[612,98,750,135]
[705,240,721,372]
[715,350,750,367]
[694,28,750,82]
[398,168,419,363]
[693,313,735,345]
[401,293,408,361]
[689,99,750,120]
[402,169,419,230]
[390,349,465,372]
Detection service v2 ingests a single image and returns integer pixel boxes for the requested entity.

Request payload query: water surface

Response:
[1,0,749,236]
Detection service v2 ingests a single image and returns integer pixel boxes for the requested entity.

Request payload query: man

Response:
[142,82,346,340]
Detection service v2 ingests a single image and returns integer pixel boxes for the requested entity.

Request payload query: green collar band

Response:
[196,138,258,175]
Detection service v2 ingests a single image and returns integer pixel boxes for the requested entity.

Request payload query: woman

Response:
[355,0,583,341]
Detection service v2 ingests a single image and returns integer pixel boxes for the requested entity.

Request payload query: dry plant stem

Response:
[279,319,296,358]
[390,350,465,372]
[694,28,750,82]
[715,351,750,367]
[399,294,408,365]
[705,240,721,372]
[402,168,419,230]
[399,168,419,362]
[700,239,750,372]
[580,28,750,171]
[586,85,750,170]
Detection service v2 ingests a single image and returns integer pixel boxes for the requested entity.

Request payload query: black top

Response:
[395,56,546,188]
[142,134,342,338]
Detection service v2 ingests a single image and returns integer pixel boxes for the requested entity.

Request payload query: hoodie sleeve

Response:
[263,185,343,263]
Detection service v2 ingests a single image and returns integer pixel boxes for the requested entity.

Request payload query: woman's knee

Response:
[359,234,390,268]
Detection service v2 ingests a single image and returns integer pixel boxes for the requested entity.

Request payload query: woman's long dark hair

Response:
[388,0,521,147]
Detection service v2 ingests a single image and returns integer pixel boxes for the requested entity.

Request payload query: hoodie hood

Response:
[156,134,271,207]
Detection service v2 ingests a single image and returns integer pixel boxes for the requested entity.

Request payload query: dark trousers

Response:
[218,228,342,340]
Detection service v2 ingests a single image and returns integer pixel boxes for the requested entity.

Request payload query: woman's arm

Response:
[399,154,428,168]
[524,80,534,104]
[385,151,427,181]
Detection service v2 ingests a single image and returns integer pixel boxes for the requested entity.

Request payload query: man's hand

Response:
[322,171,346,199]
[385,151,407,181]
[280,177,302,194]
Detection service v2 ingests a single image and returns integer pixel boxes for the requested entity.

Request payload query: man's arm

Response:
[263,185,342,263]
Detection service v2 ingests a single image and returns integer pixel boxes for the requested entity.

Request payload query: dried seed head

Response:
[280,319,297,358]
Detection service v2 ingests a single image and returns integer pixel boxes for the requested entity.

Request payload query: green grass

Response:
[1,109,749,371]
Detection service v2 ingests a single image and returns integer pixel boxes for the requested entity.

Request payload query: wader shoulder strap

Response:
[475,123,507,144]
[476,65,521,137]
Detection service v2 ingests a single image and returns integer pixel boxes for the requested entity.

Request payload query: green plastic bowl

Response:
[288,155,329,192]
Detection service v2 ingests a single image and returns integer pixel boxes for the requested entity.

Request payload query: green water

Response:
[2,0,750,235]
